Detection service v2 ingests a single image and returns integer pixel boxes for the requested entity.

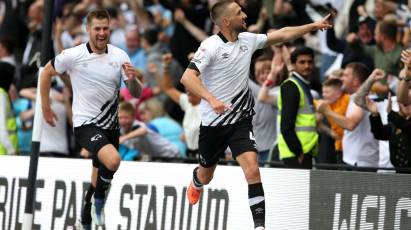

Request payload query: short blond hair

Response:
[138,98,165,119]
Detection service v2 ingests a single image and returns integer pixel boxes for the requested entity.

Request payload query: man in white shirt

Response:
[40,9,142,229]
[316,63,379,168]
[180,1,332,229]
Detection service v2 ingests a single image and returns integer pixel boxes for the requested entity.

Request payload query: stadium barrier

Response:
[0,156,410,230]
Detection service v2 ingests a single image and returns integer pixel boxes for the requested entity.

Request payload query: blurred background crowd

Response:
[1,0,411,172]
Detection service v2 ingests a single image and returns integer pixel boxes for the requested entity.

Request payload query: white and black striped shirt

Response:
[189,32,267,126]
[53,43,130,129]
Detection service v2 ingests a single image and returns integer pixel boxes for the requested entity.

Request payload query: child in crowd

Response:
[318,78,350,163]
[118,101,180,159]
[138,98,186,157]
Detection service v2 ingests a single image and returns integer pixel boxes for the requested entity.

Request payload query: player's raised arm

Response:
[123,62,143,98]
[40,61,60,127]
[266,14,333,46]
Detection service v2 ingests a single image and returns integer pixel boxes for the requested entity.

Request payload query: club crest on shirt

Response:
[109,62,120,69]
[240,45,248,52]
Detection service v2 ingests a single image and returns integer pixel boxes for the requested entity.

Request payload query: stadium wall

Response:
[0,156,409,230]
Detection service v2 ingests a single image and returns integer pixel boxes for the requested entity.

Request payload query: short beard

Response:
[233,26,247,33]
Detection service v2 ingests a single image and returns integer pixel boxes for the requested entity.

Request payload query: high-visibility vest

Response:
[277,76,318,159]
[0,88,18,155]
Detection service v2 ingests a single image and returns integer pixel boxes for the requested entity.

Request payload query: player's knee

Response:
[244,165,260,182]
[105,154,121,171]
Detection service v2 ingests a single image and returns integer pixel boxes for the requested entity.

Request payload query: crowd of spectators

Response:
[1,0,411,172]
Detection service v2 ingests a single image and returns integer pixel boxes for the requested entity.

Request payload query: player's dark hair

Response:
[290,46,314,64]
[86,8,110,25]
[210,0,235,25]
[345,62,370,83]
[323,78,342,89]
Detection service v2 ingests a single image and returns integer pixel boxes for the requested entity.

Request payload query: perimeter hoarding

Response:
[0,156,309,230]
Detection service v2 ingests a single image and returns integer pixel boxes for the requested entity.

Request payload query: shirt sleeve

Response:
[254,33,268,50]
[241,32,268,51]
[189,44,213,74]
[179,93,189,111]
[53,49,76,74]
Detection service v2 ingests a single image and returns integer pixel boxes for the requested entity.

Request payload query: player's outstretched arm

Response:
[266,14,332,46]
[40,61,60,127]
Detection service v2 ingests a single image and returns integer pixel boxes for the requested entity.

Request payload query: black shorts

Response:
[74,125,119,168]
[198,118,257,167]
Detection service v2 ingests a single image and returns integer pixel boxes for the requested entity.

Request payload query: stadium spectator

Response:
[118,101,180,159]
[278,47,319,169]
[141,28,183,88]
[316,63,379,169]
[167,1,210,68]
[326,15,375,69]
[19,0,54,90]
[0,38,17,66]
[54,12,85,53]
[123,26,147,73]
[348,20,402,77]
[138,97,186,158]
[153,53,201,158]
[317,78,349,164]
[273,0,313,28]
[173,8,208,42]
[397,50,411,105]
[365,91,411,173]
[12,92,33,155]
[0,45,15,98]
[257,45,291,162]
[0,63,18,155]
[39,86,72,158]
[249,54,278,163]
[374,0,396,21]
[257,45,289,107]
[107,7,126,49]
[19,83,73,158]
